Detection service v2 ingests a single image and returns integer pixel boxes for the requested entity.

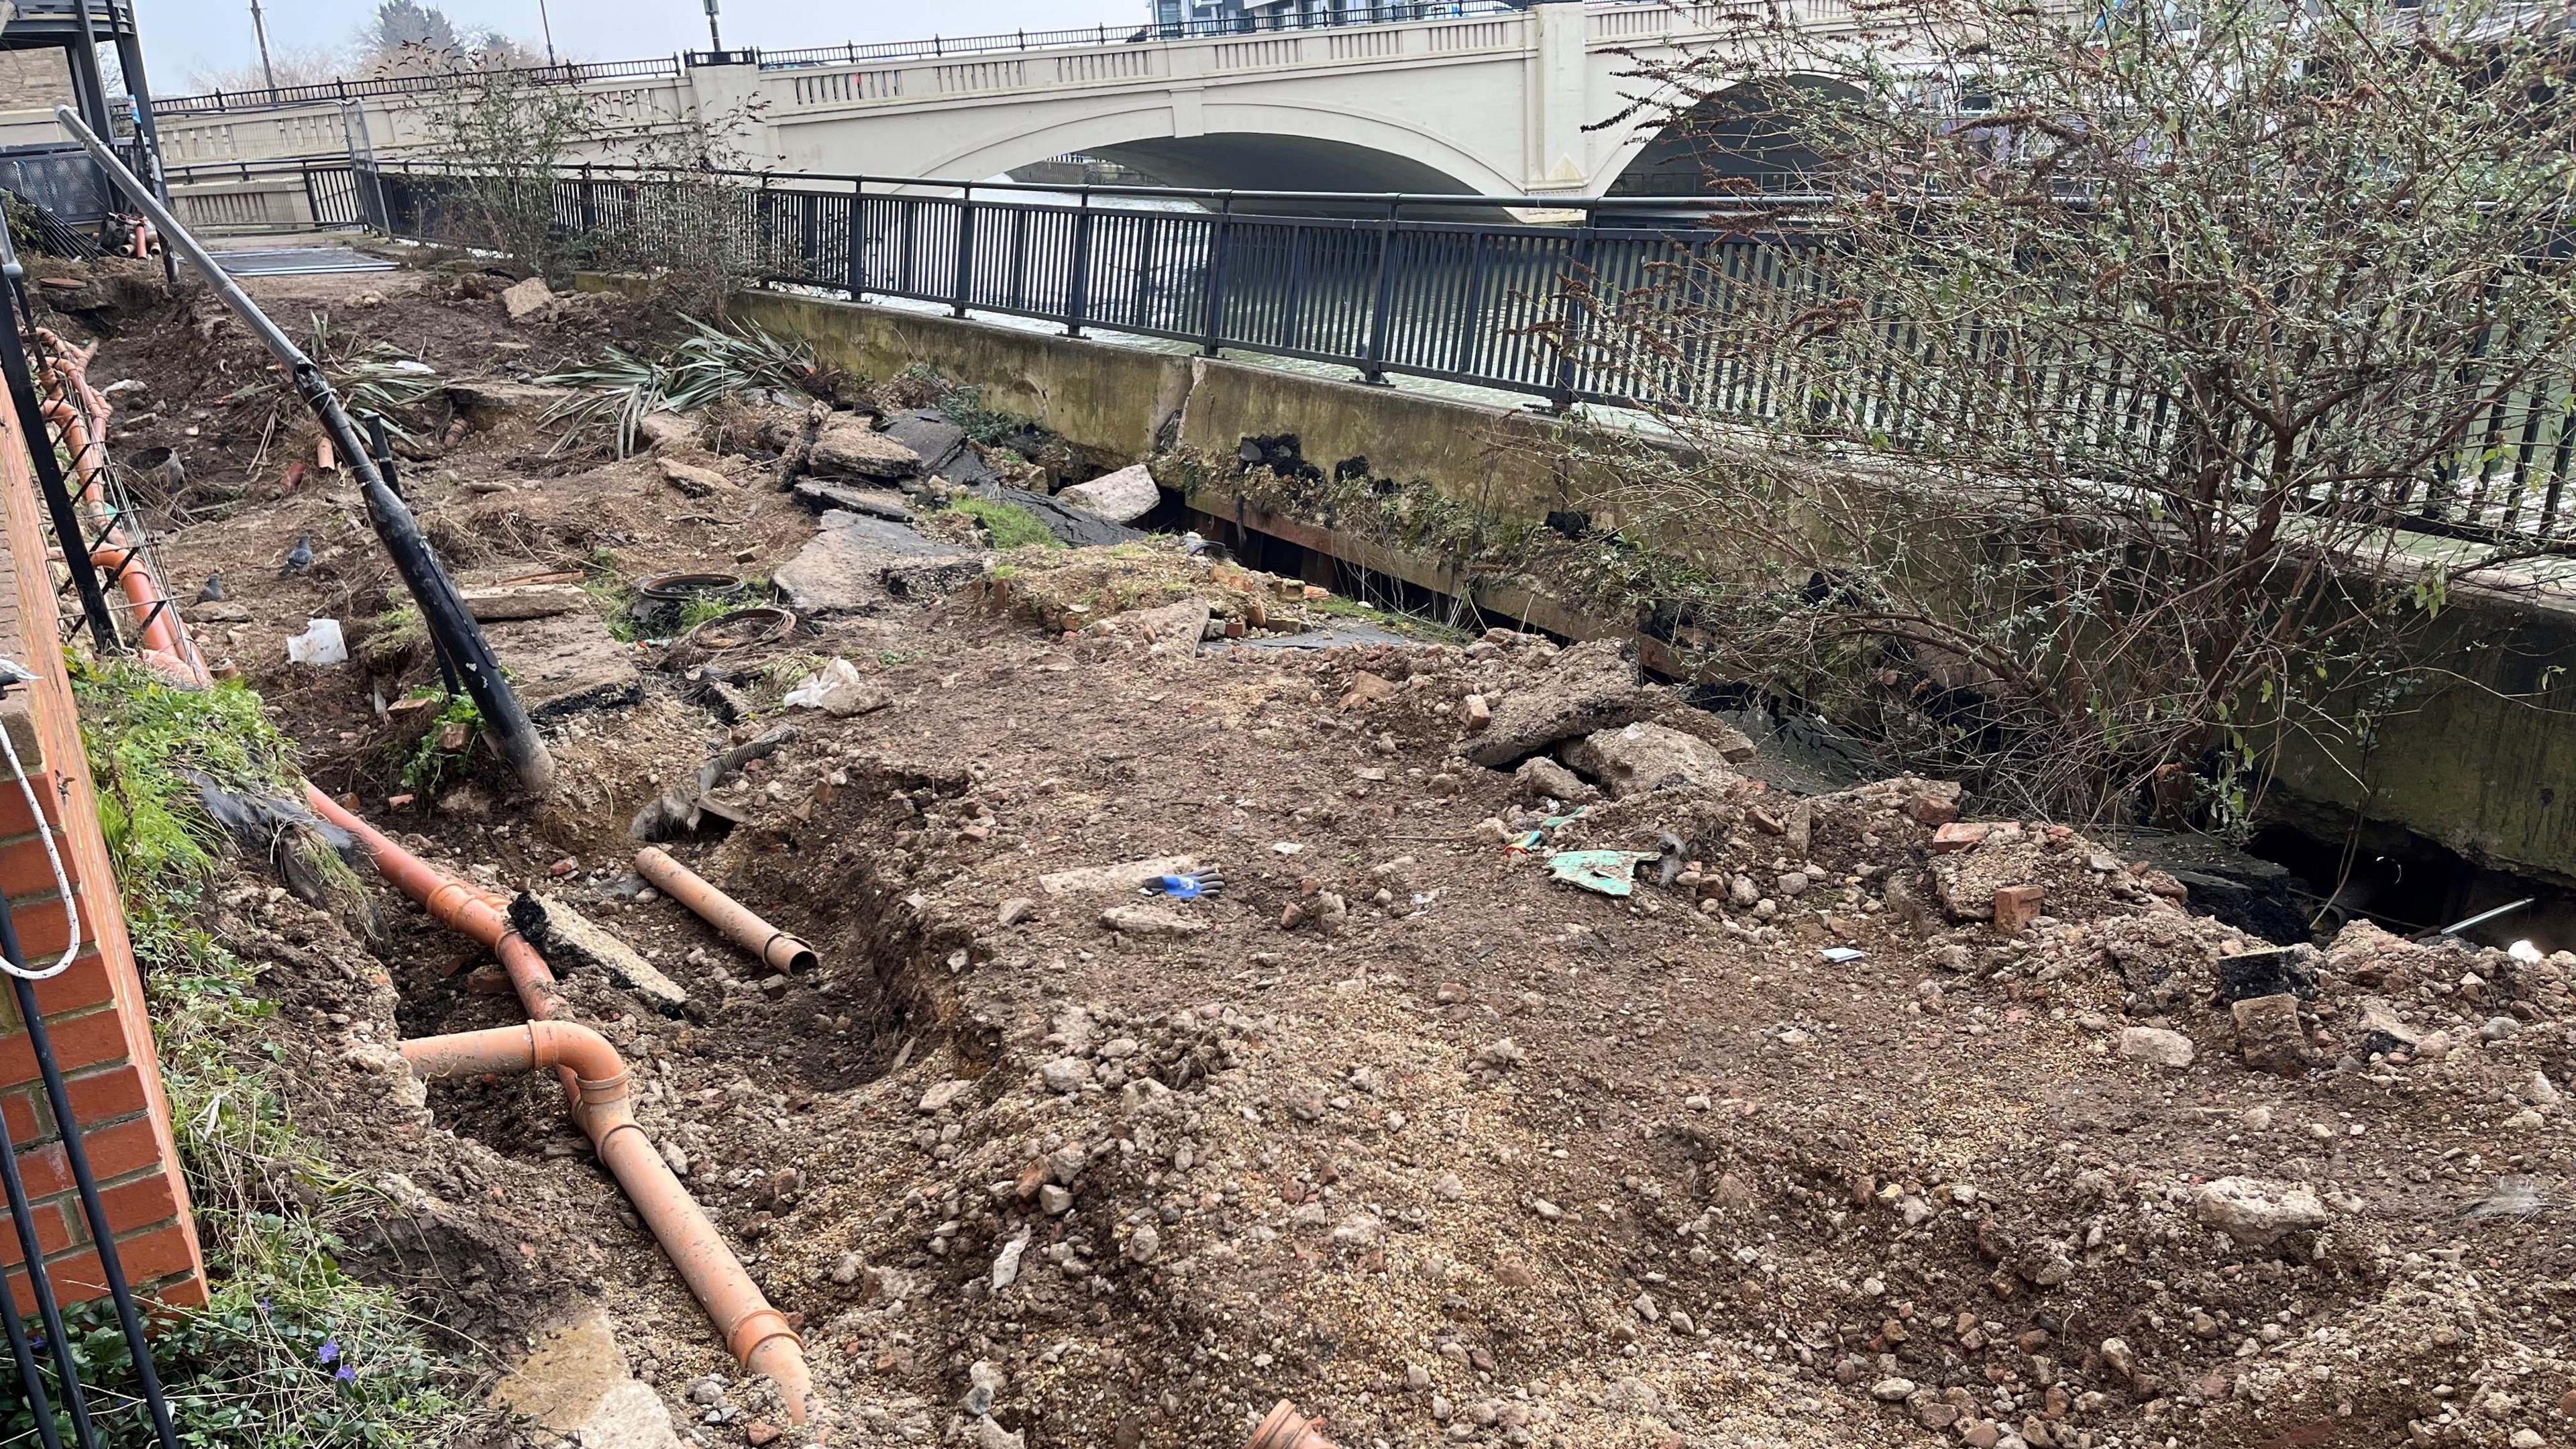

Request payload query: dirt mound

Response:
[68,254,2576,1449]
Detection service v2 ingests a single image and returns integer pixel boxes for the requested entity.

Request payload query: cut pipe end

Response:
[1248,1402,1338,1449]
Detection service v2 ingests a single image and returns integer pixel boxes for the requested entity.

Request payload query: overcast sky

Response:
[134,0,1142,89]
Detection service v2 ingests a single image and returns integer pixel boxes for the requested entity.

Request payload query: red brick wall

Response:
[0,382,205,1316]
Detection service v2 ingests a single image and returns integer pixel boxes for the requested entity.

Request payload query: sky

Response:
[133,0,1143,91]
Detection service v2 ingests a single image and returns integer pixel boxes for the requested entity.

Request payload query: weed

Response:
[675,594,736,635]
[356,605,427,672]
[949,498,1062,552]
[398,696,484,795]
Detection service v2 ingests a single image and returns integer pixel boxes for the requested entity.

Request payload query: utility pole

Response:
[704,0,724,53]
[538,0,559,66]
[248,0,278,101]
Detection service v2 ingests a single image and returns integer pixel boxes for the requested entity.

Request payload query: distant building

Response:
[1149,0,1503,36]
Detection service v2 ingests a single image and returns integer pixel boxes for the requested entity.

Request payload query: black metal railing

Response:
[160,159,373,229]
[154,55,686,116]
[361,164,2576,545]
[369,166,1811,402]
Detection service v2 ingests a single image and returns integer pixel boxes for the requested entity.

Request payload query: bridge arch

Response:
[914,99,1518,195]
[1600,74,1863,195]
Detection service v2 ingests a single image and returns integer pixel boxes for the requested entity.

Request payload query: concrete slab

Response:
[791,480,913,521]
[773,508,982,614]
[482,608,643,718]
[492,1309,686,1449]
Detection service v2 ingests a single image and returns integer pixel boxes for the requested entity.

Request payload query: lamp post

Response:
[704,0,724,52]
[248,0,278,100]
[538,0,559,65]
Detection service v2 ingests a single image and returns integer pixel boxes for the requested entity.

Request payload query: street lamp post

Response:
[248,0,278,100]
[704,0,724,53]
[538,0,559,66]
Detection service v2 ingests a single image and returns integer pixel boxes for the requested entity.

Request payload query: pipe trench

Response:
[23,307,810,1424]
[304,788,814,1424]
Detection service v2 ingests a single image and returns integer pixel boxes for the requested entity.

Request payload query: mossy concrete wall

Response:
[719,290,2576,885]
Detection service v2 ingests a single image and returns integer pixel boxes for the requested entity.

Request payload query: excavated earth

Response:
[34,252,2576,1449]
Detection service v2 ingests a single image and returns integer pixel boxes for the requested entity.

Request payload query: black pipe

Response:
[0,1075,74,1449]
[52,108,554,794]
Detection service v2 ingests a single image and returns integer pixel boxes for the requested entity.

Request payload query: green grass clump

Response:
[67,657,466,1448]
[949,498,1062,551]
[79,661,298,889]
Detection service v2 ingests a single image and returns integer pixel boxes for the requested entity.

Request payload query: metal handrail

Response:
[362,158,1833,217]
[154,55,686,115]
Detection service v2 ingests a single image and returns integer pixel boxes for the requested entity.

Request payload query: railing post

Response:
[1065,189,1093,337]
[1199,191,1234,357]
[799,184,820,283]
[1360,196,1399,384]
[1549,211,1597,411]
[952,182,975,317]
[846,178,867,297]
[579,162,597,235]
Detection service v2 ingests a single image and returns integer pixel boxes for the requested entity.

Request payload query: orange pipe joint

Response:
[634,847,817,974]
[397,1020,812,1424]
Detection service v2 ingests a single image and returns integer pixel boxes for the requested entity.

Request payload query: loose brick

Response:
[1993,884,2047,934]
[1930,822,1994,853]
[107,1222,201,1288]
[29,950,111,1018]
[0,830,76,902]
[13,1114,163,1199]
[0,1085,40,1143]
[64,1065,148,1128]
[0,773,62,838]
[97,1172,178,1237]
[5,885,92,961]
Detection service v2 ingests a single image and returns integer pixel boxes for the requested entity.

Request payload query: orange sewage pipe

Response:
[635,846,818,974]
[31,334,207,682]
[304,786,814,1424]
[39,331,808,1420]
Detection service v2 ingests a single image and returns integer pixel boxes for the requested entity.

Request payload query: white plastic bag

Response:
[285,618,347,665]
[782,657,889,716]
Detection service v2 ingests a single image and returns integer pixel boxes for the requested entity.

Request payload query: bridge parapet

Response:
[142,0,1874,196]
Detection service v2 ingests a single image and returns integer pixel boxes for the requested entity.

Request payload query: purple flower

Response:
[317,1338,341,1366]
[333,1362,356,1386]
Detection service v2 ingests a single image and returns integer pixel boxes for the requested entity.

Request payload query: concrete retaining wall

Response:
[722,290,2576,885]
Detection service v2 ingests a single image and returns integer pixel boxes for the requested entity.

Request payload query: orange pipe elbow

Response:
[320,793,814,1426]
[398,1023,809,1419]
[634,847,817,974]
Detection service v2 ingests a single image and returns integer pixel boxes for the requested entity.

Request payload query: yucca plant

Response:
[538,316,835,458]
